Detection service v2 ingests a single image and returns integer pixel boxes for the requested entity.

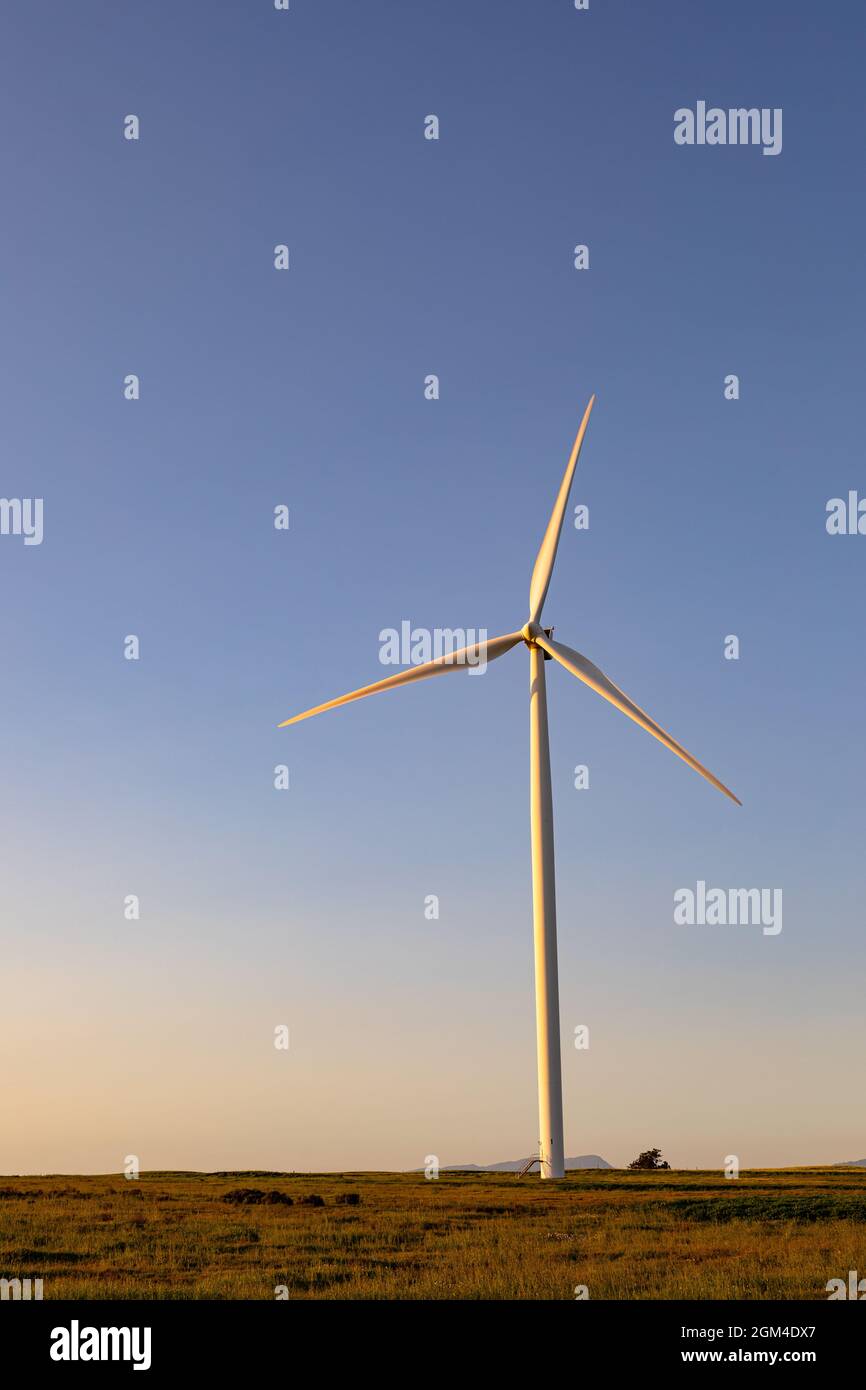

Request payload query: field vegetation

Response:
[1,1168,864,1299]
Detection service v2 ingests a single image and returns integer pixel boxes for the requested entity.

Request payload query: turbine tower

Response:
[279,396,740,1179]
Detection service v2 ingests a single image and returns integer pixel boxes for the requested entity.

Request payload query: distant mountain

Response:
[487,1154,613,1172]
[836,1159,866,1167]
[422,1154,613,1173]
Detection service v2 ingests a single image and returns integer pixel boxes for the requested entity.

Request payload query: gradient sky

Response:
[1,0,864,1174]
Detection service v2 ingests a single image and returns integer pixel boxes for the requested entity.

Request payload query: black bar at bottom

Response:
[1,1298,859,1374]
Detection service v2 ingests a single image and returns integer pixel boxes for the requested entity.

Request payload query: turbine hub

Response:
[522,621,555,656]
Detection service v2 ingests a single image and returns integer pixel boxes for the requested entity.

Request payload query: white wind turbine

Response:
[279,397,740,1179]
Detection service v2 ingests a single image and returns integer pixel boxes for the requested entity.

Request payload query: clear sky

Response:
[1,0,864,1174]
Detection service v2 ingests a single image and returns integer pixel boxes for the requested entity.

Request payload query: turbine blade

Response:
[528,395,596,625]
[278,631,524,727]
[536,633,741,805]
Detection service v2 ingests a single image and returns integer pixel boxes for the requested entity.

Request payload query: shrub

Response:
[222,1188,294,1206]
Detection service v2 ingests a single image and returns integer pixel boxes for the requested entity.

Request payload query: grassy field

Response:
[1,1168,865,1300]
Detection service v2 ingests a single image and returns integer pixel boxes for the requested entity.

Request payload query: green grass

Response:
[1,1168,864,1299]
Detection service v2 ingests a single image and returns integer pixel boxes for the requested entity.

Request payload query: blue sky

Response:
[1,0,865,1172]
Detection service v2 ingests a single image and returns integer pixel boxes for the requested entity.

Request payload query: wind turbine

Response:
[279,396,740,1179]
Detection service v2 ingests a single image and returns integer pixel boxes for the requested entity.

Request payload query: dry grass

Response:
[1,1168,865,1299]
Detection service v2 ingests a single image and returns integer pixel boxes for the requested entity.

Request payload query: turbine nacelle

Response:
[522,621,555,658]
